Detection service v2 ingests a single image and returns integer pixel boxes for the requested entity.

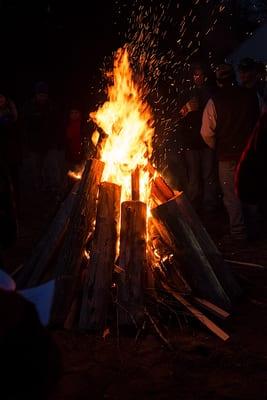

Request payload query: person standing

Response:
[65,106,89,171]
[0,91,20,204]
[237,58,266,113]
[178,64,218,213]
[22,82,62,193]
[201,64,259,244]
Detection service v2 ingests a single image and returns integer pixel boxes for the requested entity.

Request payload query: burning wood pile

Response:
[16,48,241,342]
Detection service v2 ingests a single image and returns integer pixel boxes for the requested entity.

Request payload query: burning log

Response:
[152,192,232,310]
[131,166,140,201]
[150,172,241,302]
[148,219,191,294]
[16,182,80,289]
[171,193,242,300]
[118,200,147,325]
[151,176,176,204]
[79,182,121,331]
[50,158,104,326]
[147,161,176,205]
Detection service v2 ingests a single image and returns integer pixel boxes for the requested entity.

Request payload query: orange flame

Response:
[90,47,154,202]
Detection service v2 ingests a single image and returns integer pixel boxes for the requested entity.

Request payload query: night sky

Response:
[1,0,266,109]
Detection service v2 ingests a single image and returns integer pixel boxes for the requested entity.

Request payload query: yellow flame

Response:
[67,170,82,180]
[90,47,154,202]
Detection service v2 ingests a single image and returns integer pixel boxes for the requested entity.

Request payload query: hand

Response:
[187,97,199,112]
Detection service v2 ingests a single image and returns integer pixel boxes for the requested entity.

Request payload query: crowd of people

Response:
[176,57,267,246]
[0,57,267,260]
[0,56,267,398]
[0,81,90,200]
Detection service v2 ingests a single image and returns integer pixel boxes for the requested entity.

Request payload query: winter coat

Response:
[0,99,20,165]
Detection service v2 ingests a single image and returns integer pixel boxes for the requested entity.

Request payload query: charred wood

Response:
[50,159,104,326]
[118,201,147,325]
[152,193,231,310]
[16,182,80,289]
[79,182,121,331]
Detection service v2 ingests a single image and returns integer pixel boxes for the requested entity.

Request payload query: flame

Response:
[67,170,82,180]
[90,47,154,202]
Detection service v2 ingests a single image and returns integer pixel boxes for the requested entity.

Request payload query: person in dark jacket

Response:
[237,57,266,113]
[201,64,259,243]
[22,82,62,192]
[0,162,17,260]
[65,106,90,169]
[0,91,20,203]
[179,64,218,212]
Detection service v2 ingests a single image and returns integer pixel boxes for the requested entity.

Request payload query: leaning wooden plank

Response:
[79,182,121,331]
[16,181,80,289]
[192,297,230,320]
[162,283,230,341]
[152,196,231,310]
[50,159,104,326]
[173,192,241,300]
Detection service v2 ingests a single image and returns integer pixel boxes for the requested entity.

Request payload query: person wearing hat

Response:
[201,63,260,245]
[238,57,266,113]
[178,63,218,213]
[237,58,258,89]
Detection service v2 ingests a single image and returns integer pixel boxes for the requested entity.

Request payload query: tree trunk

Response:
[50,158,104,326]
[152,193,232,309]
[79,182,121,331]
[118,200,147,325]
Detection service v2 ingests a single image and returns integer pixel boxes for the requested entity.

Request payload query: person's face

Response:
[35,92,49,105]
[193,69,205,87]
[238,70,256,88]
[69,109,82,121]
[0,94,7,108]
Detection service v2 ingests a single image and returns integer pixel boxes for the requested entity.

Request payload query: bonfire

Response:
[16,47,241,344]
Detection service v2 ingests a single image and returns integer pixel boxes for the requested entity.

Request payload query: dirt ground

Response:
[4,184,267,400]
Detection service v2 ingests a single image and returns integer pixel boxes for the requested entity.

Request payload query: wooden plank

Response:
[162,283,230,341]
[174,192,241,300]
[79,182,121,331]
[192,297,230,320]
[131,166,140,201]
[50,158,105,326]
[118,200,147,325]
[16,182,79,289]
[152,196,231,310]
[153,176,175,200]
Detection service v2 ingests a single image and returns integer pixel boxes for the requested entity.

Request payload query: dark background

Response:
[1,0,267,110]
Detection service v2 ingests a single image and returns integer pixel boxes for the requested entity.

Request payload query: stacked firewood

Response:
[16,158,241,342]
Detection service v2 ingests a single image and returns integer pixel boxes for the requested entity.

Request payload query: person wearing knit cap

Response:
[238,58,266,113]
[178,63,218,213]
[237,58,258,89]
[201,63,259,245]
